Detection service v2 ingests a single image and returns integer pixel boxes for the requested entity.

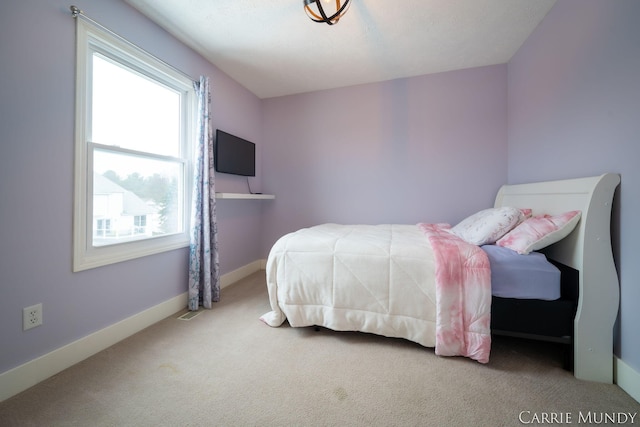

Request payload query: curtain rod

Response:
[69,5,197,83]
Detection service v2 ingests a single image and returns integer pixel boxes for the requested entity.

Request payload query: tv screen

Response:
[214,129,256,177]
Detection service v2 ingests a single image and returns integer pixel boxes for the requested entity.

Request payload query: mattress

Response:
[481,244,561,300]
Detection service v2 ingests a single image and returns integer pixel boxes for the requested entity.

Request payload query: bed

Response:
[260,173,620,383]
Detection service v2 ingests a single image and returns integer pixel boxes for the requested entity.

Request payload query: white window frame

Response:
[73,19,194,272]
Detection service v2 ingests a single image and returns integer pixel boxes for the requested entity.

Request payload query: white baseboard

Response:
[0,292,187,402]
[0,260,266,403]
[220,259,266,289]
[615,356,640,404]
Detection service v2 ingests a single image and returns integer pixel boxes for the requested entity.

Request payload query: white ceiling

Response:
[124,0,556,99]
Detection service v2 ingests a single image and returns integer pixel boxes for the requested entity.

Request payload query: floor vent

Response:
[178,310,202,321]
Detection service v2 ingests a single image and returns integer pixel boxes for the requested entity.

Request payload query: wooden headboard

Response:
[494,173,620,383]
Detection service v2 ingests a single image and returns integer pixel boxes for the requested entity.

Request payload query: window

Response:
[74,19,195,271]
[134,216,147,235]
[96,219,111,238]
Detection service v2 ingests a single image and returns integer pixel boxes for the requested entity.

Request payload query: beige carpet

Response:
[1,272,638,426]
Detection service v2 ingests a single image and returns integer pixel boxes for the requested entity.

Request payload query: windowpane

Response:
[91,54,181,157]
[74,19,193,271]
[93,149,183,247]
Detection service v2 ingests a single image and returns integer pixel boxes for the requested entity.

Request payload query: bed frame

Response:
[493,173,620,383]
[491,260,579,372]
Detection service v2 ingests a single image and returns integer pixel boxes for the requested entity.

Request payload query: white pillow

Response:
[496,210,581,255]
[450,207,527,246]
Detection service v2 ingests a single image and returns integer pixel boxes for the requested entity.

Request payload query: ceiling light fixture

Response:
[303,0,351,25]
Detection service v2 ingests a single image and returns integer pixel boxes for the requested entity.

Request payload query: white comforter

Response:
[260,223,491,363]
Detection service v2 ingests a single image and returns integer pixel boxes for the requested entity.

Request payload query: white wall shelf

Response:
[215,192,275,200]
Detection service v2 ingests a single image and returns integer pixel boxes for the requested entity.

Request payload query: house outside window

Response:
[73,19,195,271]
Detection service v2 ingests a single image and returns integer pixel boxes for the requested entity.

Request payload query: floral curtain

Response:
[188,76,220,310]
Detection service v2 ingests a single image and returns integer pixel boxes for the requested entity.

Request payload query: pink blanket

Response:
[418,223,492,363]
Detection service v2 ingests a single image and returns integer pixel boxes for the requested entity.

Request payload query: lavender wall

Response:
[0,1,263,374]
[261,66,508,254]
[507,0,640,372]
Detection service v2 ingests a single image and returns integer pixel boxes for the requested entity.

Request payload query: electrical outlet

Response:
[23,303,43,331]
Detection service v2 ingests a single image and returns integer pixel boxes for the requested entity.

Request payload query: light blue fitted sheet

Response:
[481,244,561,301]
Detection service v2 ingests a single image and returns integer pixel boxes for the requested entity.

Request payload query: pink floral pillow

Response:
[450,207,529,246]
[496,210,582,255]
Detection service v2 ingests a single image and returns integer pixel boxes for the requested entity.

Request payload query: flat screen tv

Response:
[214,129,256,177]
